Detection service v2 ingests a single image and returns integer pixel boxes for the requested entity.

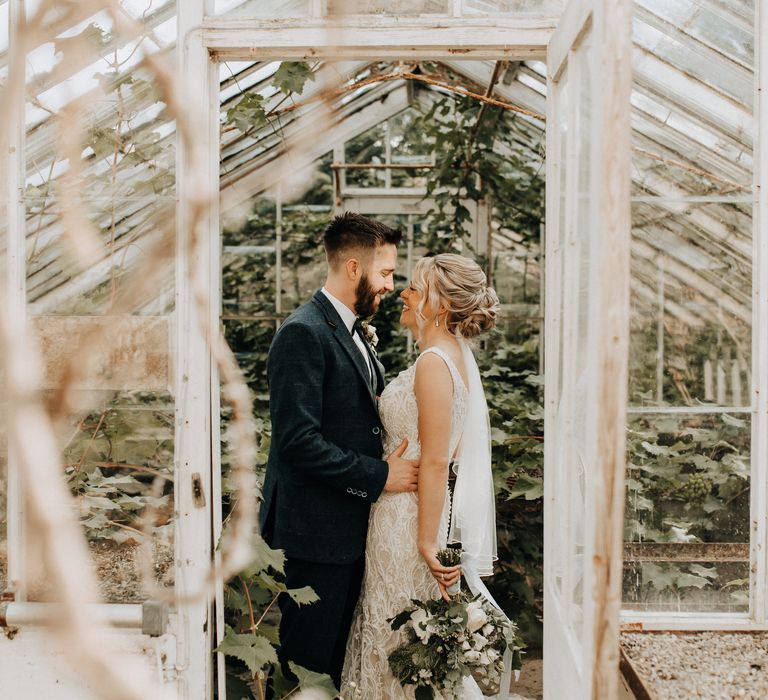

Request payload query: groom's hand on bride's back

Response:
[383,438,419,493]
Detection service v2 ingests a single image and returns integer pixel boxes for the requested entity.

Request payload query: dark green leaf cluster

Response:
[624,414,750,606]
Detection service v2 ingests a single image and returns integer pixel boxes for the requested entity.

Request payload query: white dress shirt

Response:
[321,287,374,383]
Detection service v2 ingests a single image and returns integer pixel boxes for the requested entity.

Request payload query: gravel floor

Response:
[510,657,543,700]
[621,632,768,700]
[0,539,174,602]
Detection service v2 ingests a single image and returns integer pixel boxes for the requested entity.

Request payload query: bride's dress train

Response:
[341,347,483,699]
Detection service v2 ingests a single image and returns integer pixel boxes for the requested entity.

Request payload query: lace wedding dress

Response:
[341,347,481,700]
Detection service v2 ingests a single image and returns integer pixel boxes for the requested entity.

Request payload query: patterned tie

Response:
[353,319,376,393]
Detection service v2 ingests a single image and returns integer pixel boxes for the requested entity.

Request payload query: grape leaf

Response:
[287,661,337,696]
[215,626,277,675]
[273,62,315,96]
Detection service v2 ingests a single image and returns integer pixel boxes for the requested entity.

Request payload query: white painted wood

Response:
[583,1,632,693]
[4,0,28,603]
[546,0,591,82]
[202,17,554,61]
[717,360,727,404]
[2,603,144,628]
[731,361,743,406]
[656,263,664,403]
[0,627,177,699]
[176,1,218,699]
[627,405,751,415]
[750,0,768,627]
[211,86,227,700]
[559,40,580,642]
[542,18,567,698]
[544,0,632,698]
[621,612,765,632]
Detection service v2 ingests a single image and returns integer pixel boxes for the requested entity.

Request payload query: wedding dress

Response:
[341,346,483,699]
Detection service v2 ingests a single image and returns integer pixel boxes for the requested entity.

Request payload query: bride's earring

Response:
[434,317,440,327]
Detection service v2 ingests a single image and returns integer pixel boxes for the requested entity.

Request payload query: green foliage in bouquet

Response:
[387,592,524,700]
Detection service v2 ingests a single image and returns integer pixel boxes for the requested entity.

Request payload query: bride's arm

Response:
[414,353,462,600]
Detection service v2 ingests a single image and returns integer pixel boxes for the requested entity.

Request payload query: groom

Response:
[259,212,419,690]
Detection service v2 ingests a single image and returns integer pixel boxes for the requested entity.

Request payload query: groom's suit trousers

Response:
[277,554,365,690]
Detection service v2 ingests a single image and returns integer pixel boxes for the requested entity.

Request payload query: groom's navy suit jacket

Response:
[259,290,390,564]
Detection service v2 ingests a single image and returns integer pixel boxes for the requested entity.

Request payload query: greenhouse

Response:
[0,0,765,698]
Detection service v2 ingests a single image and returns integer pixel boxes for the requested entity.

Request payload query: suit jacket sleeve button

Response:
[346,487,352,493]
[362,492,368,498]
[372,427,380,435]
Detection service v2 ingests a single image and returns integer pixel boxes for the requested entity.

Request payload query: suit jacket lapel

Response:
[311,291,378,406]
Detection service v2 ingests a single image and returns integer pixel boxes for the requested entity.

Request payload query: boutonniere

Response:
[360,320,378,350]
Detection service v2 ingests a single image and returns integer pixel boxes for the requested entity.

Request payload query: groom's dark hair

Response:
[323,212,402,269]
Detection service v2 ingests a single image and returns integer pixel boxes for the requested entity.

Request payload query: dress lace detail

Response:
[341,347,469,699]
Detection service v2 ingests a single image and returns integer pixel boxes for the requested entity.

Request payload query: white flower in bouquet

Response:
[471,632,488,650]
[466,601,487,633]
[410,608,432,642]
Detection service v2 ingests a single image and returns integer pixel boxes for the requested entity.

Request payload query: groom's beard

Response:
[354,272,379,318]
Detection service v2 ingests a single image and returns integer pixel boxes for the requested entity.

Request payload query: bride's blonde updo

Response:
[410,253,500,338]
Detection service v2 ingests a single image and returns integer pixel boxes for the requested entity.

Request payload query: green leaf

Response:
[286,585,319,606]
[287,662,337,696]
[388,609,413,631]
[273,62,315,96]
[641,441,672,457]
[226,93,268,134]
[215,626,277,675]
[240,533,285,576]
[81,495,121,511]
[687,564,717,580]
[506,474,543,500]
[721,413,747,428]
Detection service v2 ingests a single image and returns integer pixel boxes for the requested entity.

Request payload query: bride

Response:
[342,253,504,699]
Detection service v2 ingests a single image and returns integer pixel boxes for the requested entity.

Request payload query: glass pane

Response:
[630,0,755,198]
[623,412,750,612]
[21,11,177,601]
[25,25,176,316]
[632,13,752,107]
[636,0,754,70]
[57,390,174,603]
[463,0,563,14]
[345,122,388,188]
[0,2,8,54]
[214,0,310,17]
[492,250,541,307]
[389,109,433,189]
[628,202,752,408]
[630,124,752,199]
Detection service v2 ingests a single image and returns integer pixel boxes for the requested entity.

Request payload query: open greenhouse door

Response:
[543,0,632,698]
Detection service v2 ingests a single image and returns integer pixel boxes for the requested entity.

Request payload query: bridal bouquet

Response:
[387,580,523,699]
